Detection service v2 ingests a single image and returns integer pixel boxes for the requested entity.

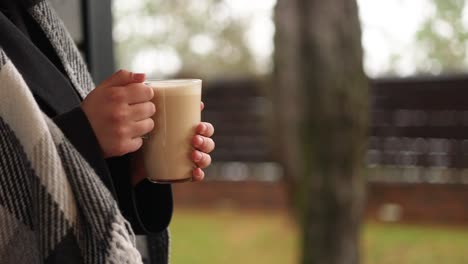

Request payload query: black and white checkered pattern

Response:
[0,0,148,262]
[29,0,95,99]
[0,51,6,67]
[0,49,143,263]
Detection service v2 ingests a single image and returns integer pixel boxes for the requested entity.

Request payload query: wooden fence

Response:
[173,76,468,223]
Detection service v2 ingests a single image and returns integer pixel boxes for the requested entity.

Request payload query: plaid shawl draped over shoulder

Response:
[0,1,143,263]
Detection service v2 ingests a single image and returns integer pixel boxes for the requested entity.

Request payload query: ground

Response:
[169,208,468,264]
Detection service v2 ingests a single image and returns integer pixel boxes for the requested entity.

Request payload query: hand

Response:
[130,102,215,185]
[81,70,155,158]
[191,102,215,181]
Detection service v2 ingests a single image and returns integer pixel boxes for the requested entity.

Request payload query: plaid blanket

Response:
[0,1,143,263]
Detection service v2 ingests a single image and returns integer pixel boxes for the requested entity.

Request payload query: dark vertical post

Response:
[82,0,115,83]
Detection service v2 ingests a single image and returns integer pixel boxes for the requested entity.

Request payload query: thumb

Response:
[99,70,146,88]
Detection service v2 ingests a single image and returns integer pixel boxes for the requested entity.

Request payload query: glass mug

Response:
[142,79,202,183]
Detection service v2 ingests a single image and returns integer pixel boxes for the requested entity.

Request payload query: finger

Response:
[131,118,155,138]
[192,135,215,153]
[129,102,156,121]
[192,167,205,181]
[101,70,145,88]
[200,101,205,111]
[126,137,144,154]
[124,83,155,104]
[197,122,215,137]
[192,150,212,169]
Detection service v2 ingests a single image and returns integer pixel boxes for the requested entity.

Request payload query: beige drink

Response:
[143,79,202,183]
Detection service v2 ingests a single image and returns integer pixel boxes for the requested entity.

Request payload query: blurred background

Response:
[52,0,468,263]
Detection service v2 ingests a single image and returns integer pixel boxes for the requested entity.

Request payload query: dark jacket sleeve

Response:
[52,106,173,234]
[106,156,173,234]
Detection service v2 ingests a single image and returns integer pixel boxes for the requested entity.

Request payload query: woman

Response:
[0,0,215,263]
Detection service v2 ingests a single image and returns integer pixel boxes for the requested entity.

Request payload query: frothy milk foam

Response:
[143,79,202,182]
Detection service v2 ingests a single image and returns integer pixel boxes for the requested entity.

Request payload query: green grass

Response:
[363,223,468,264]
[170,208,298,264]
[169,208,468,264]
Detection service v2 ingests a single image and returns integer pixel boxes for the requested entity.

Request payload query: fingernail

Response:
[194,151,202,162]
[200,124,206,133]
[133,73,146,82]
[195,136,204,147]
[195,168,205,180]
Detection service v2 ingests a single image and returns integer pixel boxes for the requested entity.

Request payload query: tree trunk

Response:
[272,1,368,264]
